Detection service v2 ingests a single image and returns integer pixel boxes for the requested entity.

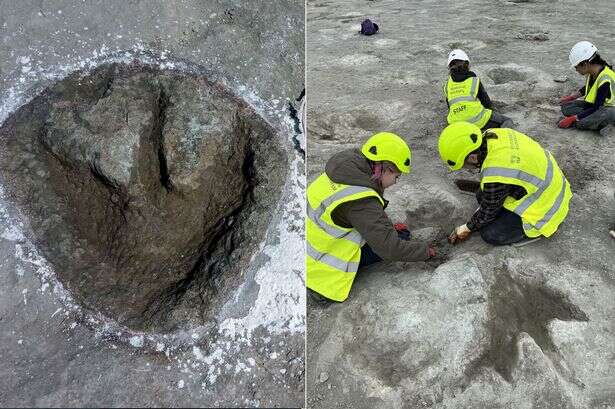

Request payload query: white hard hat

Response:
[447,49,470,67]
[569,41,597,67]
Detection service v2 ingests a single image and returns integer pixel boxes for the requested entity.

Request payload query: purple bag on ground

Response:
[359,19,379,36]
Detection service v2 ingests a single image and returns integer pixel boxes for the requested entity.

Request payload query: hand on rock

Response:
[393,223,408,232]
[448,224,472,245]
[426,246,437,259]
[558,115,577,129]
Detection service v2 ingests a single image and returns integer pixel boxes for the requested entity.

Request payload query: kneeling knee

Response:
[479,228,507,246]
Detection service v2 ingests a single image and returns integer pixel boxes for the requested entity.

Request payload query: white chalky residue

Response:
[129,335,144,348]
[192,346,204,361]
[177,379,184,389]
[21,288,27,305]
[15,265,24,277]
[1,225,24,241]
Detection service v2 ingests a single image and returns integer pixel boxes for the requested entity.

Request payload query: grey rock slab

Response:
[309,257,491,407]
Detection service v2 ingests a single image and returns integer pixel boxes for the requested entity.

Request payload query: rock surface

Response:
[307,0,615,408]
[0,63,286,332]
[0,1,304,407]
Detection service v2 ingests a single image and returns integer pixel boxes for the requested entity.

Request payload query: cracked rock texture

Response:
[307,0,615,408]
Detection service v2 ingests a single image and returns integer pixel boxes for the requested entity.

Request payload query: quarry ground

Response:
[306,1,615,408]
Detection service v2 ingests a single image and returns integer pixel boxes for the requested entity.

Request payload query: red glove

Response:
[393,223,408,232]
[558,115,577,129]
[559,95,577,104]
[426,246,436,258]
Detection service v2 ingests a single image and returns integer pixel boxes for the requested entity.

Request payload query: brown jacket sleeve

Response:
[332,197,429,262]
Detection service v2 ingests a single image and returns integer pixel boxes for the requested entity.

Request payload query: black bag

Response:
[359,19,379,36]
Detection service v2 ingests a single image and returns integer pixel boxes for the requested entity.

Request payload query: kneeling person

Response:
[306,132,435,302]
[438,122,572,245]
[444,49,514,130]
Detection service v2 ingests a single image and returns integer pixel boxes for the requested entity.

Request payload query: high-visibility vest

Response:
[584,65,615,107]
[306,173,384,301]
[445,76,493,129]
[480,129,572,238]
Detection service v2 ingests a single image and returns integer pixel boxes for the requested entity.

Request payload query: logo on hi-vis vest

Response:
[453,105,467,114]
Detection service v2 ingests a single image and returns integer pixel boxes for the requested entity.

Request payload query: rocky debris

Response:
[515,32,549,42]
[0,62,287,332]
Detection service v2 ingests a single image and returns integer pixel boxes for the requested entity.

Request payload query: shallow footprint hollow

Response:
[487,67,528,84]
[0,62,287,332]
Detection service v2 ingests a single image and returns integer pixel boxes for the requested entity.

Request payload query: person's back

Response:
[438,122,571,246]
[480,128,572,239]
[444,49,514,130]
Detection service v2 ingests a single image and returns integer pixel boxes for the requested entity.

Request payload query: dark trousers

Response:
[482,111,514,130]
[561,100,615,130]
[475,190,527,245]
[478,208,528,245]
[359,229,409,268]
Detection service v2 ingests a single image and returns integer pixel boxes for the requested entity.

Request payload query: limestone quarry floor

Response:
[307,0,615,408]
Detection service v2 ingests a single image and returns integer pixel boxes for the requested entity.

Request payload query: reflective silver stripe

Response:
[306,242,359,273]
[513,150,553,215]
[308,185,375,244]
[317,185,376,216]
[534,172,567,229]
[448,77,478,105]
[470,77,478,96]
[481,166,544,188]
[449,95,476,105]
[588,73,615,105]
[596,75,615,106]
[523,222,534,231]
[306,206,363,245]
[596,74,611,86]
[466,107,487,124]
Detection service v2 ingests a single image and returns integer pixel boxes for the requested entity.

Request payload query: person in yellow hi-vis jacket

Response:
[444,49,513,130]
[558,41,615,132]
[306,132,436,302]
[438,122,572,246]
